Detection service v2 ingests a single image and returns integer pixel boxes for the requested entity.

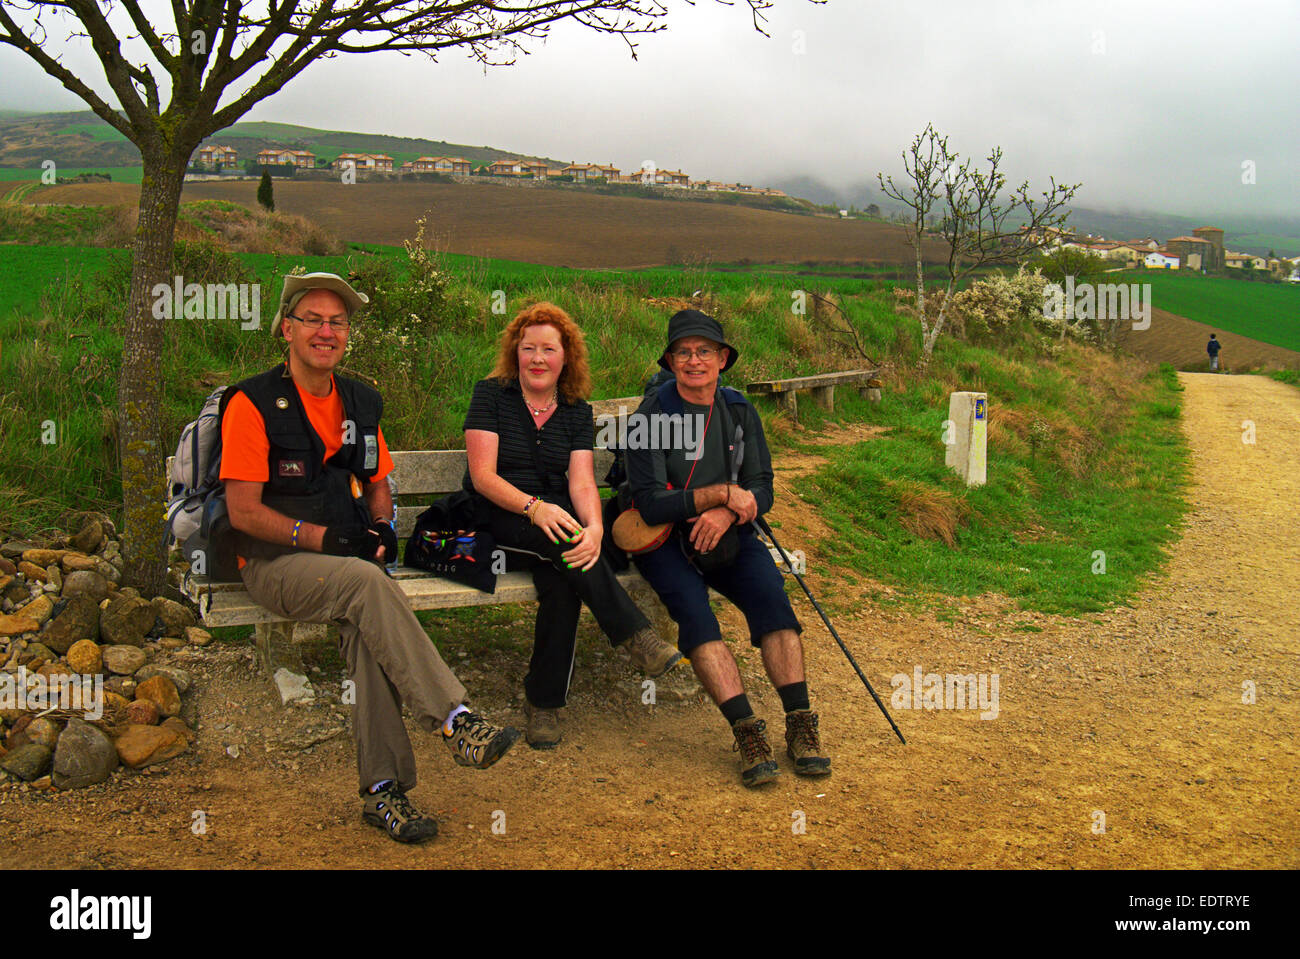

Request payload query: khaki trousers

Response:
[241,553,467,793]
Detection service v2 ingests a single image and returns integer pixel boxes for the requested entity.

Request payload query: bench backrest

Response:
[389,448,617,537]
[389,395,644,536]
[746,368,880,393]
[166,396,644,540]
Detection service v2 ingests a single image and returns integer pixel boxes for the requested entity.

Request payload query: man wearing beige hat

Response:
[219,272,519,843]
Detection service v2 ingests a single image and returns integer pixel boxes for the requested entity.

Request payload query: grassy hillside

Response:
[212,120,561,169]
[0,197,342,263]
[0,110,566,175]
[1,239,1189,615]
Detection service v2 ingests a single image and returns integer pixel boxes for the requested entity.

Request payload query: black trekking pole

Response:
[753,515,907,745]
[726,419,904,743]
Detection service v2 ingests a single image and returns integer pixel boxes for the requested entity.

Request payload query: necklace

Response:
[525,390,556,416]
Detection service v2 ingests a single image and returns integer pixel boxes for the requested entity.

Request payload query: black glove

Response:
[371,520,398,562]
[322,524,382,558]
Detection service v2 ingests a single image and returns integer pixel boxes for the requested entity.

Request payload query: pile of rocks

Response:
[0,513,210,791]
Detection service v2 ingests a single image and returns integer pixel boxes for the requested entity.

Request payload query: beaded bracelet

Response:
[290,520,302,548]
[523,496,540,518]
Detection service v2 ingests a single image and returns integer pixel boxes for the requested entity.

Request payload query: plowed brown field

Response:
[1117,307,1300,371]
[26,178,950,268]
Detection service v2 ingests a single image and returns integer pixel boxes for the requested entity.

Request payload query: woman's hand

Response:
[561,523,602,572]
[531,500,583,545]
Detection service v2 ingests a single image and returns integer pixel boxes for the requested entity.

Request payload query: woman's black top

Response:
[461,377,594,499]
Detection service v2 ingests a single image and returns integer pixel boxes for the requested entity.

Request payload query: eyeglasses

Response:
[288,314,350,332]
[672,346,718,362]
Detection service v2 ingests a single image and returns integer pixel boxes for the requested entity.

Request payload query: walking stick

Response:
[726,414,905,743]
[754,515,907,745]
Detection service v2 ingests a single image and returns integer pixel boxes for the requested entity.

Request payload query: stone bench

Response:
[171,396,804,704]
[746,369,882,421]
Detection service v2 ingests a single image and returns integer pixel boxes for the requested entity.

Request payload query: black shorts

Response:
[632,524,801,654]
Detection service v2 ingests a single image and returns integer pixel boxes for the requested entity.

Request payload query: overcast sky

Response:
[2,0,1297,216]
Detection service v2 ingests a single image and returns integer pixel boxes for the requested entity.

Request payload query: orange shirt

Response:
[220,378,394,484]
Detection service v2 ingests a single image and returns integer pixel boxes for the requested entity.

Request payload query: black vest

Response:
[221,363,384,560]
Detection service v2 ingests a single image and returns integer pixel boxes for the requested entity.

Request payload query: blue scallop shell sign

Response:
[975,397,986,420]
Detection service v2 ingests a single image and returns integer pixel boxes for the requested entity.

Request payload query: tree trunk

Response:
[914,235,928,349]
[117,151,185,594]
[920,276,958,363]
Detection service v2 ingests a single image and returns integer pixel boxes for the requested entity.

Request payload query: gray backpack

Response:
[164,387,238,579]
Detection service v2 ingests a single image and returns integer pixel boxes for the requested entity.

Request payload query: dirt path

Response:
[3,374,1297,868]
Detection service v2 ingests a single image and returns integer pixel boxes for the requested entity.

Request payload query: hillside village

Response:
[195,143,789,198]
[1031,224,1300,279]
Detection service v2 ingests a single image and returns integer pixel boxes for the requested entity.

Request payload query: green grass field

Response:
[0,245,121,318]
[214,120,333,141]
[1118,270,1300,351]
[0,166,143,183]
[1231,234,1300,258]
[0,239,1191,615]
[57,123,129,142]
[0,243,894,319]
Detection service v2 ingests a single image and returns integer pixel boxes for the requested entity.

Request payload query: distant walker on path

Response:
[1207,333,1222,372]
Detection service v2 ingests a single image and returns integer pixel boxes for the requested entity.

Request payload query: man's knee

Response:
[760,628,800,647]
[338,557,406,608]
[687,638,731,665]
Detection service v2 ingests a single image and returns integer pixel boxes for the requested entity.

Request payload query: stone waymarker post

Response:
[946,392,987,487]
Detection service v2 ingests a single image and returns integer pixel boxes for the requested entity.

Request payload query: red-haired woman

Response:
[464,302,681,749]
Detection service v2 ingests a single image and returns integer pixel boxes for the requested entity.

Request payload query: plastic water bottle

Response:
[386,473,400,573]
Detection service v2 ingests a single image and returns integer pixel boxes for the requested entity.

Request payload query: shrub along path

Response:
[2,374,1296,868]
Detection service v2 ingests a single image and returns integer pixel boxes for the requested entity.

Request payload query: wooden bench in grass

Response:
[172,397,804,705]
[746,369,883,421]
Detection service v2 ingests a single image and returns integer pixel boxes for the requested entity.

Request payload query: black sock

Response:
[777,681,810,714]
[719,694,754,726]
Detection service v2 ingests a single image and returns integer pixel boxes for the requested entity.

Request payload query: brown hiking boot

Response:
[619,627,682,678]
[785,709,831,777]
[442,709,520,769]
[523,700,561,750]
[731,716,780,787]
[361,782,438,843]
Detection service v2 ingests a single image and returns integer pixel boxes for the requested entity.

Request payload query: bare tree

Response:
[878,123,1079,365]
[0,0,790,592]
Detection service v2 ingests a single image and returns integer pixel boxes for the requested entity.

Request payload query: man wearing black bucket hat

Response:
[624,310,831,786]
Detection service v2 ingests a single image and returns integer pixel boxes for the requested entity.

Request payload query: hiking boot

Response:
[361,783,438,843]
[443,710,521,769]
[619,627,682,678]
[785,708,832,777]
[731,716,780,787]
[523,700,562,750]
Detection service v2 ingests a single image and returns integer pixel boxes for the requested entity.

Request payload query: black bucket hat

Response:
[658,309,739,371]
